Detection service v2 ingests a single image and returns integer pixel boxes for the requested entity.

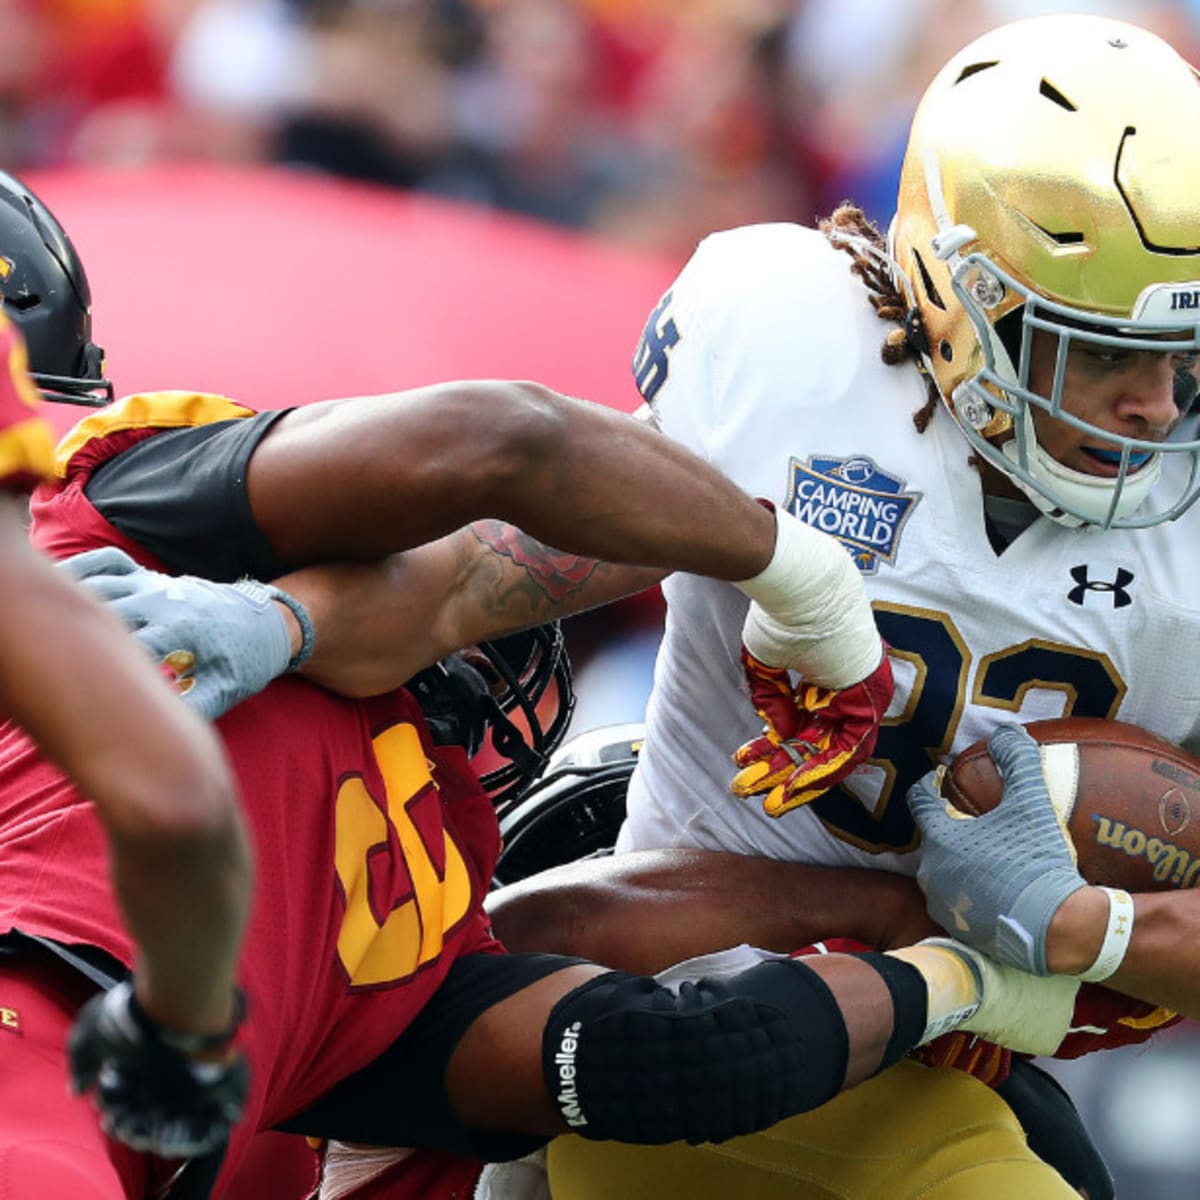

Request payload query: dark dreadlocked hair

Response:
[819,203,940,434]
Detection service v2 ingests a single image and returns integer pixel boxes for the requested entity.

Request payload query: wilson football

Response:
[940,717,1200,893]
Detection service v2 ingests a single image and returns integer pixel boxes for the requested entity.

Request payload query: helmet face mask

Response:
[891,15,1200,530]
[409,623,576,814]
[471,624,576,811]
[946,249,1200,528]
[0,170,112,407]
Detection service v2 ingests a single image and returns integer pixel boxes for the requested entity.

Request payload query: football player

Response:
[0,168,1076,1200]
[0,311,253,1196]
[497,13,1200,1199]
[128,13,1200,1200]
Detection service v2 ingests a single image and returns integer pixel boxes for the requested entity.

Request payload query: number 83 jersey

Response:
[620,222,1200,873]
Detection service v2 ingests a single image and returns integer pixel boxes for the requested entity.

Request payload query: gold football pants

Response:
[546,1061,1079,1199]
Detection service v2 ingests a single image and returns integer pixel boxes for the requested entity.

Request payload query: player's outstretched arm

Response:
[247,383,889,681]
[442,940,1074,1147]
[287,935,1075,1153]
[67,384,891,754]
[486,849,940,974]
[243,383,778,577]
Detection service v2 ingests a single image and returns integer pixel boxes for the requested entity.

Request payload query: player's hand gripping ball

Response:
[732,648,893,816]
[913,716,1200,976]
[939,716,1200,894]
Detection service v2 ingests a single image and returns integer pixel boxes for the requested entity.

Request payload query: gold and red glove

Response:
[1054,983,1181,1059]
[911,1031,1012,1087]
[908,985,1181,1088]
[731,647,894,817]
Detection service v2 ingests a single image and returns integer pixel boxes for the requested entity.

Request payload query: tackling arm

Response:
[0,497,250,1036]
[242,382,885,709]
[485,848,940,974]
[446,940,1076,1146]
[284,523,665,699]
[246,382,777,578]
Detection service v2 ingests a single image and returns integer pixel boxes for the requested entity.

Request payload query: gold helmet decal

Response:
[891,15,1200,528]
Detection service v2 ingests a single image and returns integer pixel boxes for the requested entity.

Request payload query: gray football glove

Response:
[908,723,1088,975]
[63,546,311,721]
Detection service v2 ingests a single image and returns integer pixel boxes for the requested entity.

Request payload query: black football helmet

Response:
[407,622,576,813]
[0,170,112,407]
[492,722,641,886]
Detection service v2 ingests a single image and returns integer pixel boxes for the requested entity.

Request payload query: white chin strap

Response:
[1000,407,1162,529]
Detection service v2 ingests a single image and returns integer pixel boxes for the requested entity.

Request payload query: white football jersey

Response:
[618,223,1200,875]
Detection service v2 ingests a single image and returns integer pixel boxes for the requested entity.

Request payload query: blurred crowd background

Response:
[2,0,1198,259]
[7,1,1200,1196]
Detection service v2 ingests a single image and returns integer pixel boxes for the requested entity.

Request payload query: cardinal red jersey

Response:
[0,312,54,491]
[6,394,506,1194]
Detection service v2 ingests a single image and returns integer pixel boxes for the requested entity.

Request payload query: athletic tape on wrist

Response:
[1077,888,1135,983]
[736,505,882,687]
[266,585,316,672]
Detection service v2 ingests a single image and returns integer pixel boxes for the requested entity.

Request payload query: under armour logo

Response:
[1068,564,1134,608]
[632,290,680,404]
[949,893,973,933]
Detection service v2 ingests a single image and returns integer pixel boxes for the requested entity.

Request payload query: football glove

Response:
[910,1030,1011,1087]
[1055,984,1181,1060]
[62,546,312,721]
[907,723,1089,975]
[913,979,1181,1076]
[67,979,248,1159]
[731,647,893,816]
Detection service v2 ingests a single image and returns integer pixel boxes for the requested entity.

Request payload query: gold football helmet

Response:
[891,15,1200,529]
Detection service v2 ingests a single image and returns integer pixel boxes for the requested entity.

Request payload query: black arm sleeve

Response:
[84,410,290,582]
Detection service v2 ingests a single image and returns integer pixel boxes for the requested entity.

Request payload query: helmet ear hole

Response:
[912,250,946,311]
[5,291,39,313]
[903,308,930,356]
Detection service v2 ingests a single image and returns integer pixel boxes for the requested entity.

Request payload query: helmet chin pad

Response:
[998,409,1163,529]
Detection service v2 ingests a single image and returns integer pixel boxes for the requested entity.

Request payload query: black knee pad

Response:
[542,958,852,1146]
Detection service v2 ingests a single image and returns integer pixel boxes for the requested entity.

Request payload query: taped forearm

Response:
[735,508,883,687]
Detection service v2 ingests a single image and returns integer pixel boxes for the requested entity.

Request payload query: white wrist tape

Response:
[893,938,1078,1056]
[735,507,882,688]
[1077,888,1135,983]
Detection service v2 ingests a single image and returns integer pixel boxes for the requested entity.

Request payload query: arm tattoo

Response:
[472,520,601,606]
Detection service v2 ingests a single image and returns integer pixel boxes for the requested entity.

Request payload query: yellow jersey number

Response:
[334,722,474,987]
[808,601,1127,853]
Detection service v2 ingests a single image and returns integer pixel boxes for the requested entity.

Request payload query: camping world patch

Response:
[786,455,921,574]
